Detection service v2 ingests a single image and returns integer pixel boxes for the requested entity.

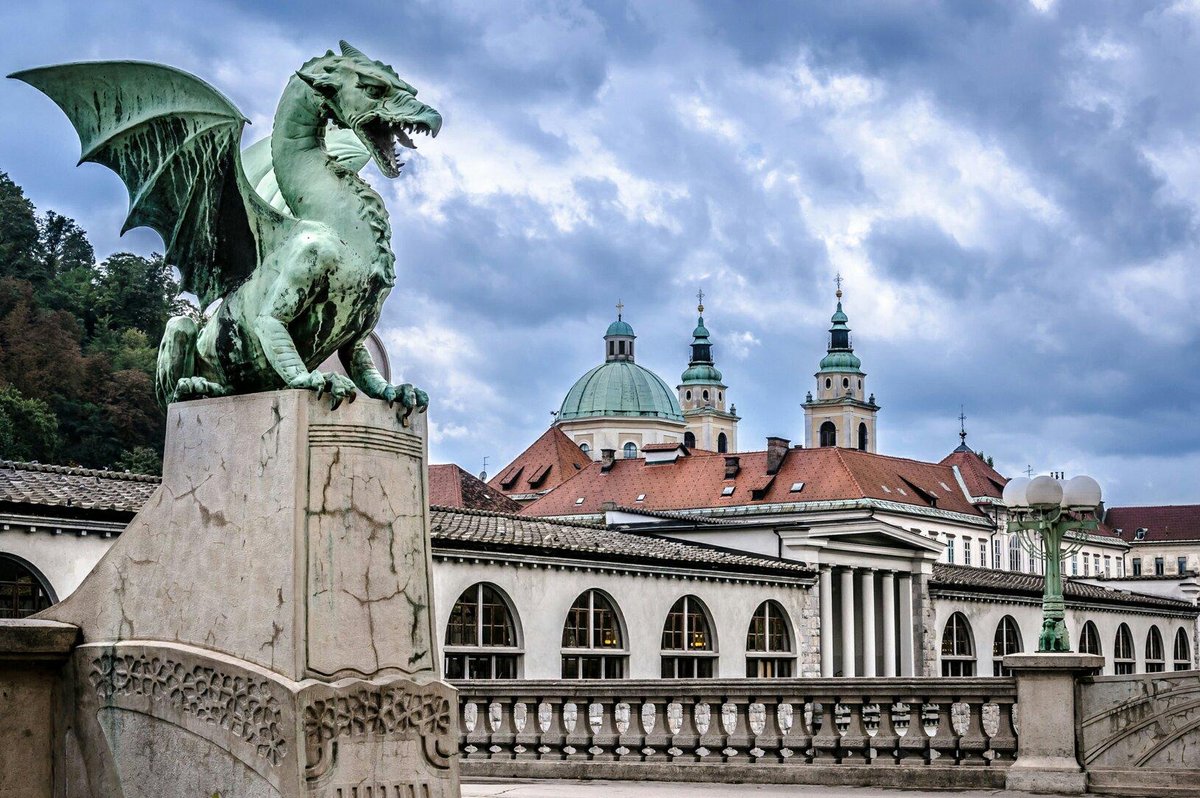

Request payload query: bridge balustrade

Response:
[454,677,1017,788]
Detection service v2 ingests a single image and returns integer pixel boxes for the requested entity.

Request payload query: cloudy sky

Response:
[2,1,1198,506]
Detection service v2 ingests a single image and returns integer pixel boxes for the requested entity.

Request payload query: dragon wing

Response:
[10,61,289,307]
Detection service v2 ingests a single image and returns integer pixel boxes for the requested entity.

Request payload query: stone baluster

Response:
[957,697,988,765]
[871,697,901,765]
[927,700,960,764]
[640,698,671,761]
[811,697,841,762]
[614,700,642,761]
[513,697,540,759]
[562,700,591,759]
[839,696,871,764]
[721,696,754,761]
[695,696,723,757]
[990,697,1018,762]
[587,697,620,760]
[537,698,568,760]
[489,697,521,759]
[668,698,699,761]
[463,698,491,759]
[897,700,929,765]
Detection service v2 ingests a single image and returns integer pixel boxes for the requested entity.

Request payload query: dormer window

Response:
[1135,528,1147,541]
[721,485,735,496]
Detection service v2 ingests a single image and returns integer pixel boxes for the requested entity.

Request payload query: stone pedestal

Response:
[41,390,459,797]
[1003,652,1103,795]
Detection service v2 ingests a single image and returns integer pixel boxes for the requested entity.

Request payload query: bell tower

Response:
[677,291,739,453]
[803,278,879,452]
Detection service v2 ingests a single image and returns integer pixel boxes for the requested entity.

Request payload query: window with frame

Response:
[1174,628,1191,671]
[0,555,53,619]
[1103,556,1111,577]
[1080,621,1102,657]
[661,595,717,678]
[1071,553,1078,576]
[947,538,956,565]
[745,600,794,677]
[1178,556,1189,575]
[561,589,627,679]
[579,442,590,456]
[717,432,728,453]
[1146,626,1165,673]
[857,423,868,451]
[1084,555,1091,576]
[444,583,521,679]
[1155,557,1165,576]
[993,539,1002,570]
[1008,536,1022,572]
[992,615,1023,676]
[683,431,696,449]
[1114,624,1135,675]
[979,540,987,569]
[818,421,836,447]
[941,612,976,676]
[622,442,637,459]
[964,537,972,566]
[1132,557,1141,576]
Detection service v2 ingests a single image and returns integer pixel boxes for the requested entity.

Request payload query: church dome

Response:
[559,361,685,422]
[605,319,636,337]
[681,363,723,383]
[819,350,862,372]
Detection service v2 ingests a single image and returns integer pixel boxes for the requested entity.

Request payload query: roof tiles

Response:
[428,464,522,514]
[489,426,592,497]
[0,461,159,516]
[1106,505,1200,543]
[931,564,1194,610]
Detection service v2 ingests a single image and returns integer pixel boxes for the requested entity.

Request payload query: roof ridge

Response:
[432,503,605,529]
[0,460,162,483]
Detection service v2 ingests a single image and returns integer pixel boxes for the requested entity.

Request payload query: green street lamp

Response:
[1002,474,1103,652]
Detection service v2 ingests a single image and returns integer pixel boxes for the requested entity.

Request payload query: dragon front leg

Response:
[254,314,357,410]
[341,340,428,427]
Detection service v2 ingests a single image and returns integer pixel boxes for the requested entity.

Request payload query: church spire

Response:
[677,290,737,453]
[804,275,878,452]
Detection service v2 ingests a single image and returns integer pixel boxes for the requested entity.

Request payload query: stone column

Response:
[881,570,897,677]
[1003,654,1104,794]
[898,572,915,677]
[819,566,834,677]
[840,567,856,677]
[861,568,877,677]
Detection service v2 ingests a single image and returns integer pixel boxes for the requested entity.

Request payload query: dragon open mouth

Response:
[359,116,436,178]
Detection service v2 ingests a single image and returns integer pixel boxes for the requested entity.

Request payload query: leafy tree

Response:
[114,446,161,475]
[0,172,38,280]
[0,386,58,462]
[92,252,178,342]
[37,211,95,315]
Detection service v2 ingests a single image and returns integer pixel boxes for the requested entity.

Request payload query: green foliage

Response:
[0,172,177,473]
[0,386,58,462]
[976,451,995,468]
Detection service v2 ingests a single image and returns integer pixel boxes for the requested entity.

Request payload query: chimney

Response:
[766,437,790,475]
[724,456,741,479]
[600,449,616,472]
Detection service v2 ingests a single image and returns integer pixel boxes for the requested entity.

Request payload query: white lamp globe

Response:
[1062,475,1102,510]
[1026,475,1064,510]
[1002,477,1030,509]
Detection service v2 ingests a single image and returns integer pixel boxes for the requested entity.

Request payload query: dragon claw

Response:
[291,371,357,410]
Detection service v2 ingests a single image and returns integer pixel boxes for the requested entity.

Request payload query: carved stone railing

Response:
[455,678,1017,788]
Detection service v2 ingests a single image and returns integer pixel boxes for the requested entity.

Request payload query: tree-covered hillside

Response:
[0,171,187,474]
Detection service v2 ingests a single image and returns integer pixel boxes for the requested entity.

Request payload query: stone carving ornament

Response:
[11,41,440,419]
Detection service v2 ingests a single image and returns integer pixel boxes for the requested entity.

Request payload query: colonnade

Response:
[818,565,917,677]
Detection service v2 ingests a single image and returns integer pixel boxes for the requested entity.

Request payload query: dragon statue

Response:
[10,41,441,419]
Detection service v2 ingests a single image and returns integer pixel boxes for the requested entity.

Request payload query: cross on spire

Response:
[834,272,843,299]
[958,405,968,445]
[1024,465,1035,478]
[696,288,705,314]
[616,299,624,320]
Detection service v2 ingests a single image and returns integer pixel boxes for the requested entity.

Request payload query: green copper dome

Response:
[606,319,635,337]
[681,363,723,383]
[818,294,863,374]
[818,351,862,372]
[559,361,684,422]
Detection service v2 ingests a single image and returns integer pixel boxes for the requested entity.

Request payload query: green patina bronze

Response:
[9,41,441,420]
[1009,509,1097,652]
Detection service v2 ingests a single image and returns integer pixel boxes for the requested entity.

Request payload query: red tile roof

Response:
[523,446,983,519]
[1106,505,1200,543]
[939,449,1007,499]
[429,464,522,514]
[931,564,1195,610]
[489,426,592,497]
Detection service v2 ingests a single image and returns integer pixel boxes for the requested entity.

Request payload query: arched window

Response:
[992,615,1023,676]
[1146,626,1165,673]
[622,442,637,459]
[746,600,794,677]
[443,583,520,679]
[578,442,590,456]
[686,390,692,400]
[717,432,728,453]
[825,378,832,389]
[561,590,627,679]
[1114,624,1135,674]
[0,554,55,619]
[857,423,868,451]
[1080,621,1102,656]
[661,595,717,678]
[608,341,615,356]
[702,390,709,401]
[941,612,975,676]
[819,421,837,447]
[1174,628,1191,671]
[684,431,696,449]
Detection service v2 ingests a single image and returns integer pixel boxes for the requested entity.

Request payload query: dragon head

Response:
[297,41,442,178]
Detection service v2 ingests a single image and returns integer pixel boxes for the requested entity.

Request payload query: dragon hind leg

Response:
[156,316,229,408]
